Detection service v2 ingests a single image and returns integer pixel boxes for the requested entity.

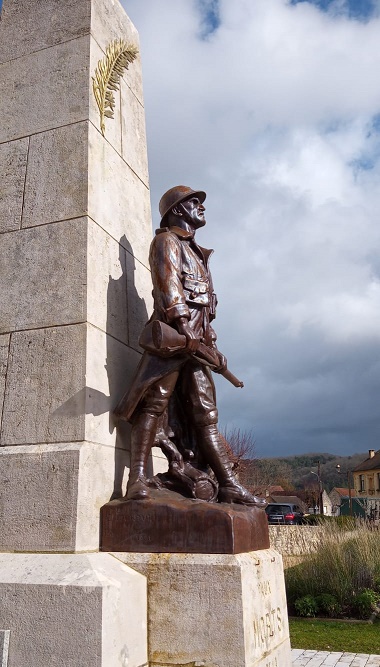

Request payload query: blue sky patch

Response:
[350,115,380,173]
[290,0,377,20]
[196,0,221,38]
[370,113,380,133]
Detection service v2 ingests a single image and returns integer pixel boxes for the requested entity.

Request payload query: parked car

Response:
[265,502,304,525]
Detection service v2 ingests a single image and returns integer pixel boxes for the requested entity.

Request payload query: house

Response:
[351,449,380,520]
[353,449,380,498]
[321,490,333,516]
[329,487,365,517]
[306,490,333,516]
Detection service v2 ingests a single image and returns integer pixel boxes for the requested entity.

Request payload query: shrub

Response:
[373,574,380,593]
[294,595,319,617]
[285,522,380,619]
[352,589,380,620]
[316,593,341,618]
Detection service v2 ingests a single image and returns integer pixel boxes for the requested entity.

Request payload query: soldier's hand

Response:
[176,317,200,354]
[215,351,227,373]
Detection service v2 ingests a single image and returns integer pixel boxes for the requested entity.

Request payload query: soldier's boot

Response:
[125,412,158,501]
[197,424,267,506]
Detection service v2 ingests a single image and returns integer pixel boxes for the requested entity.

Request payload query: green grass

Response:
[289,617,380,653]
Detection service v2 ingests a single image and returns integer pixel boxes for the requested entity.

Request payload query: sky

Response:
[122,0,380,458]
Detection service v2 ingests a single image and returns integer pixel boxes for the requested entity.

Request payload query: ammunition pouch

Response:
[182,277,209,306]
[209,292,218,317]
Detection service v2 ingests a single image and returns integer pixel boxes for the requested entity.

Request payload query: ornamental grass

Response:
[285,521,380,618]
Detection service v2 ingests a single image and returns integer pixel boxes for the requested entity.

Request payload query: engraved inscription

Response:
[252,607,283,649]
[258,580,272,596]
[265,659,278,667]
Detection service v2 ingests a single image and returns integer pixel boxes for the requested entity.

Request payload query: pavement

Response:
[292,650,380,666]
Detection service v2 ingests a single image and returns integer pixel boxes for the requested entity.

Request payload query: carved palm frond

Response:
[92,38,138,136]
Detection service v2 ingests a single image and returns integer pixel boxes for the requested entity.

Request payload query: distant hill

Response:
[239,451,371,493]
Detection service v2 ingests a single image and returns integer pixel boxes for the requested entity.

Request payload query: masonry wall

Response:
[269,526,324,568]
[0,0,163,552]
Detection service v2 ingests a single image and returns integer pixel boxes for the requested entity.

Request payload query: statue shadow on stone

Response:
[53,234,150,501]
[106,235,149,500]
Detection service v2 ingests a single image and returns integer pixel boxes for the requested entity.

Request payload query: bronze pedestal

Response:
[100,489,269,553]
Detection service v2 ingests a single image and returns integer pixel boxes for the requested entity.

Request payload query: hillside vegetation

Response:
[239,451,369,493]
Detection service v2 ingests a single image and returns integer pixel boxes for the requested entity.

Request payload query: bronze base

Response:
[100,488,270,553]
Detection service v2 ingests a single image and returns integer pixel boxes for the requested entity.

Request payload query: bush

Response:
[352,589,380,619]
[294,595,319,617]
[373,574,380,592]
[285,523,380,619]
[316,593,341,618]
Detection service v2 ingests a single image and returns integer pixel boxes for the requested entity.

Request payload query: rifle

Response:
[139,320,244,388]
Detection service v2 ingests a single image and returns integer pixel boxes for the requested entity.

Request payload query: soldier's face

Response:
[180,197,206,228]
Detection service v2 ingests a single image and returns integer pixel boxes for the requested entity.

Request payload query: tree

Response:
[222,427,256,472]
[250,458,294,492]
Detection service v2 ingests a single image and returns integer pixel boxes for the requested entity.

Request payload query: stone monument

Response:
[0,1,292,666]
[0,0,151,665]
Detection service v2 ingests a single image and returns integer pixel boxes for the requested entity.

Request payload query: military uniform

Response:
[116,186,265,506]
[115,225,219,428]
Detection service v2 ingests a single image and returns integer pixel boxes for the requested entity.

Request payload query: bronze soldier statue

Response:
[116,185,265,507]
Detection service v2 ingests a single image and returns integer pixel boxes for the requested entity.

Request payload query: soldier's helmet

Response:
[159,185,206,227]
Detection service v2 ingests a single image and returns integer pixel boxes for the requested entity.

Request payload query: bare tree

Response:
[222,427,256,473]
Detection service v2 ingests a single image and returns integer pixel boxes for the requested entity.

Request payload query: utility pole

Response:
[318,460,323,515]
[336,464,353,516]
[311,461,324,515]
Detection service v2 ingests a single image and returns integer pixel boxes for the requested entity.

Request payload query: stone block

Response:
[0,37,90,144]
[75,441,116,550]
[89,37,122,153]
[88,121,152,266]
[0,0,92,64]
[0,138,29,233]
[126,250,153,351]
[0,325,86,446]
[121,79,149,186]
[91,0,143,104]
[0,630,10,666]
[116,550,292,667]
[84,324,141,448]
[87,223,128,344]
[0,219,87,335]
[0,444,80,551]
[89,60,149,187]
[0,440,117,552]
[0,552,148,667]
[22,124,89,228]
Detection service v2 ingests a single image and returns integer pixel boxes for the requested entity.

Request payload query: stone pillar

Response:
[118,550,292,667]
[0,2,150,664]
[0,0,164,554]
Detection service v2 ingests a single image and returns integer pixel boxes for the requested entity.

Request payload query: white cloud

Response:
[122,0,380,456]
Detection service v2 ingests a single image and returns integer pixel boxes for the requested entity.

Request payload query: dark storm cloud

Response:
[123,0,380,456]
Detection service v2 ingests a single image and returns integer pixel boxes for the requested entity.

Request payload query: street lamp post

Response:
[311,460,323,515]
